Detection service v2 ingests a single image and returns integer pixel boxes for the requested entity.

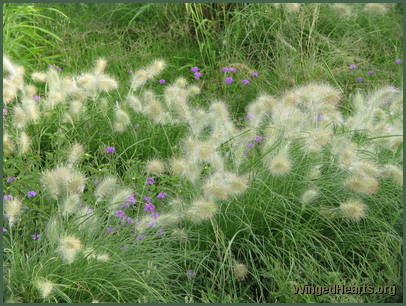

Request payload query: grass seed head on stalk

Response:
[186,199,218,223]
[3,197,24,226]
[146,159,165,175]
[339,200,367,221]
[57,235,82,264]
[344,174,379,195]
[234,263,248,281]
[34,279,55,299]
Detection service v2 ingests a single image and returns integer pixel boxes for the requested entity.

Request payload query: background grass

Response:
[3,2,403,303]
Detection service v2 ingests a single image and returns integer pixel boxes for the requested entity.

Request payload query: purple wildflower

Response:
[225,77,233,84]
[3,195,13,201]
[194,72,202,79]
[150,212,160,219]
[222,67,230,72]
[145,177,155,185]
[237,117,244,121]
[395,58,402,63]
[115,210,127,220]
[159,79,166,84]
[33,95,41,101]
[107,226,113,232]
[3,228,8,233]
[349,64,357,70]
[229,67,237,73]
[246,142,254,148]
[127,217,133,224]
[356,77,364,83]
[246,113,254,120]
[157,229,166,235]
[254,136,263,143]
[317,113,324,121]
[136,234,145,241]
[6,177,16,183]
[367,71,374,75]
[55,66,62,71]
[144,203,155,212]
[241,79,250,84]
[31,233,41,240]
[251,72,259,77]
[127,69,133,73]
[105,146,116,153]
[143,196,151,202]
[191,67,199,72]
[27,191,37,198]
[121,194,136,208]
[186,269,197,279]
[3,109,8,115]
[121,245,129,249]
[157,192,167,199]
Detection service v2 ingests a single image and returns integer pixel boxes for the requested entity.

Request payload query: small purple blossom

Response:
[194,72,202,79]
[246,142,254,148]
[121,194,136,208]
[6,176,16,183]
[143,196,151,202]
[367,71,374,75]
[395,58,402,63]
[3,195,13,201]
[251,72,259,77]
[356,77,364,83]
[246,113,254,120]
[222,67,230,72]
[317,113,324,121]
[27,191,37,198]
[136,234,145,240]
[3,228,8,233]
[127,69,133,73]
[225,77,233,84]
[237,117,244,121]
[107,226,113,232]
[105,146,116,153]
[254,136,263,143]
[121,245,129,249]
[191,67,199,72]
[127,217,133,224]
[159,79,166,84]
[157,229,166,235]
[157,192,167,199]
[229,67,237,73]
[33,95,41,101]
[31,233,41,240]
[145,177,155,185]
[349,64,357,70]
[115,210,127,221]
[3,109,8,115]
[186,269,197,279]
[144,203,155,212]
[241,79,250,84]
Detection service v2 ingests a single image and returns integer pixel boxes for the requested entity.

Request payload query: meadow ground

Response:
[2,3,404,303]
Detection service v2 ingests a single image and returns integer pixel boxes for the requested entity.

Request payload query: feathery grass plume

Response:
[203,173,230,200]
[21,99,40,123]
[57,235,82,264]
[234,263,248,281]
[60,194,81,217]
[68,100,84,120]
[113,105,131,133]
[96,253,111,262]
[41,166,86,199]
[246,94,275,128]
[109,188,133,211]
[156,213,181,227]
[381,164,403,187]
[301,189,319,204]
[83,247,97,260]
[23,84,37,97]
[3,197,24,226]
[225,173,249,195]
[307,165,322,180]
[67,143,84,166]
[168,198,186,213]
[76,206,99,232]
[131,60,166,91]
[18,132,31,155]
[188,84,200,96]
[266,146,292,176]
[186,199,218,223]
[135,215,154,233]
[364,3,389,14]
[95,177,118,202]
[332,3,353,17]
[45,216,62,243]
[146,59,166,78]
[195,140,216,161]
[339,200,367,221]
[146,159,165,175]
[344,175,379,195]
[31,72,47,82]
[304,127,331,153]
[350,161,381,178]
[334,140,359,168]
[126,94,143,112]
[3,132,15,154]
[171,228,188,240]
[94,58,107,75]
[13,105,28,129]
[34,279,55,299]
[170,157,189,176]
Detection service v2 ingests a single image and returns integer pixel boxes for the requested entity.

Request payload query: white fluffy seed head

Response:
[186,199,218,223]
[301,189,319,204]
[170,158,188,176]
[3,132,15,154]
[381,164,403,187]
[267,149,292,176]
[95,177,118,202]
[364,3,389,14]
[126,95,143,112]
[344,175,379,195]
[60,194,81,217]
[109,188,133,211]
[94,58,107,75]
[19,132,31,155]
[13,105,28,129]
[146,159,165,175]
[4,197,24,226]
[96,253,111,262]
[339,200,367,221]
[35,279,55,299]
[67,143,84,166]
[234,263,248,281]
[31,72,47,82]
[57,235,82,264]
